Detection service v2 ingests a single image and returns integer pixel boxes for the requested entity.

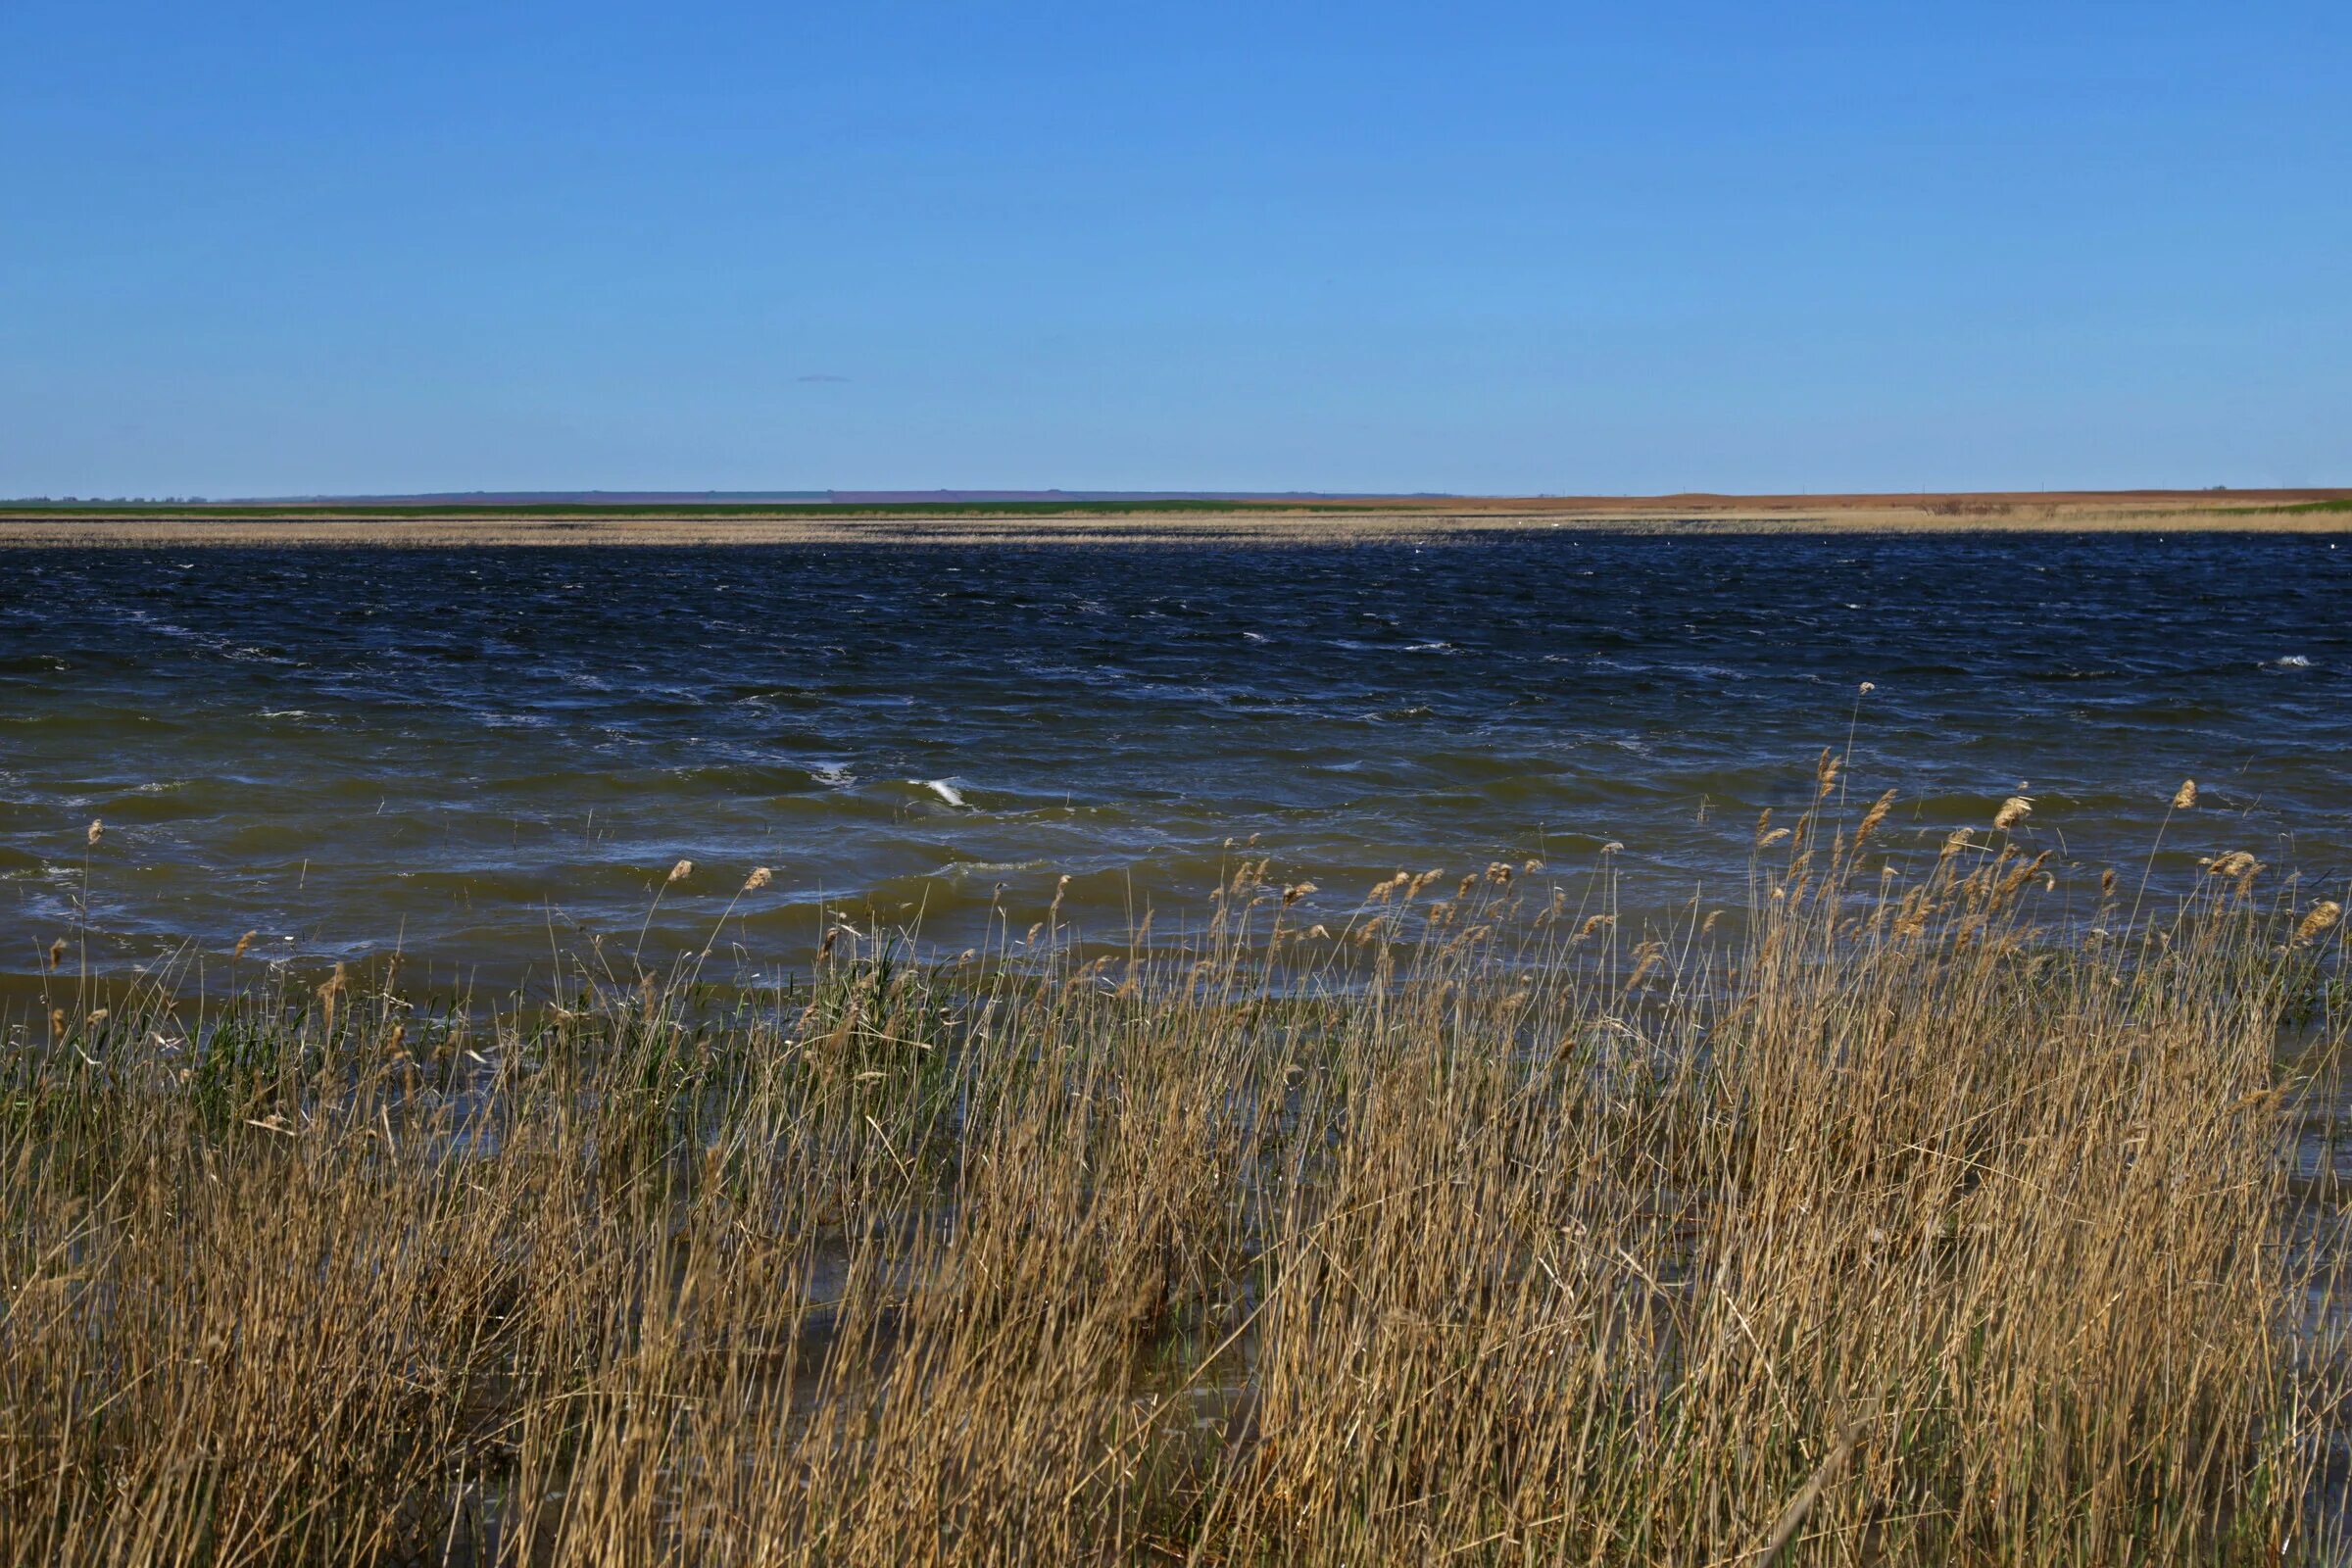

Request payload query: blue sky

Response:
[3,1,2346,496]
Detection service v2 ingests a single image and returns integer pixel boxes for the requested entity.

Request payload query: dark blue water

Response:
[4,533,2347,989]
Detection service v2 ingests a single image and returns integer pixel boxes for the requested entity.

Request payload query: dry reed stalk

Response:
[1,787,2345,1567]
[1855,788,1896,846]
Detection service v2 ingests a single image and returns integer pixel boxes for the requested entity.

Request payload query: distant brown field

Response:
[3,489,2347,546]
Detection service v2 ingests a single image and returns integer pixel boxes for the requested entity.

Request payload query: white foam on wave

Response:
[809,761,857,788]
[2278,655,2313,668]
[939,858,1049,879]
[922,778,970,808]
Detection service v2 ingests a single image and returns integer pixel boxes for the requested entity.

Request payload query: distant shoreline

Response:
[3,489,2346,546]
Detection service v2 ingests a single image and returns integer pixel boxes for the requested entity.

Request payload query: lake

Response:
[5,531,2347,994]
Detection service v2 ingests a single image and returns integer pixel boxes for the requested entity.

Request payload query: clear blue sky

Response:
[3,1,2346,497]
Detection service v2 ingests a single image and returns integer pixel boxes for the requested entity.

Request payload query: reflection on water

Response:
[3,533,2349,992]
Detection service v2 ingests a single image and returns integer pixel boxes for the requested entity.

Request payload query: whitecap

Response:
[2277,655,2313,668]
[939,858,1050,878]
[922,778,970,808]
[809,761,857,788]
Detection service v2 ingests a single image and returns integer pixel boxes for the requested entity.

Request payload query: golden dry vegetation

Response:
[1,491,2347,547]
[5,774,2350,1564]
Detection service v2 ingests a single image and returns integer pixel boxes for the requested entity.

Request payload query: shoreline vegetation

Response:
[7,772,2352,1563]
[1,489,2348,547]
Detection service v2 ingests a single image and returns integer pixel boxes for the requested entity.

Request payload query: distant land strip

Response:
[2,490,2346,546]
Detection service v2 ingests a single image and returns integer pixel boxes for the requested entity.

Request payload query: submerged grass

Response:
[4,779,2351,1565]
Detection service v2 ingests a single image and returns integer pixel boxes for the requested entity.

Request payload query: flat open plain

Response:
[2,489,2346,546]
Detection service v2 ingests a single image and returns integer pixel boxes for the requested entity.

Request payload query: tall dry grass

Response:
[3,780,2349,1565]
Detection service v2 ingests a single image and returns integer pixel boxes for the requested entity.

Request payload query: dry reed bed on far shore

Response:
[4,775,2351,1565]
[2,490,2349,546]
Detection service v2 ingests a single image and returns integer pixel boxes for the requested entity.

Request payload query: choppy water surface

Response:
[4,534,2348,992]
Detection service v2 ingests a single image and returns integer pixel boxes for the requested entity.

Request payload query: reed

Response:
[2,785,2348,1565]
